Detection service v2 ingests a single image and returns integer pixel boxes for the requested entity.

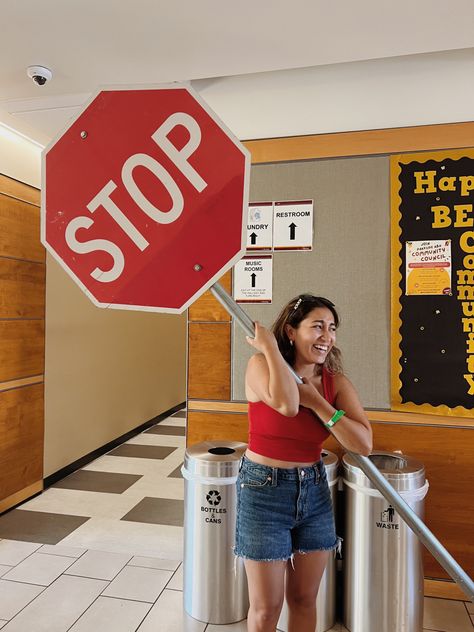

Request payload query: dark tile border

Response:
[43,401,186,489]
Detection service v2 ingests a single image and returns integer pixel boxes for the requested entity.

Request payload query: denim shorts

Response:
[234,456,338,562]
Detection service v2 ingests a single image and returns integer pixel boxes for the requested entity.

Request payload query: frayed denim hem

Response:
[294,535,343,558]
[233,549,292,563]
[233,536,342,564]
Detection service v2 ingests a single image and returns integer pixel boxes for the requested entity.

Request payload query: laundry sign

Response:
[246,202,273,251]
[273,200,313,250]
[233,255,273,303]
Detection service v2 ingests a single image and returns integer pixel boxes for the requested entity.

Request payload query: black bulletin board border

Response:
[391,148,474,417]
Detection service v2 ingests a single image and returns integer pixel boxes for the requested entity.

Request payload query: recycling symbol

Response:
[206,490,221,506]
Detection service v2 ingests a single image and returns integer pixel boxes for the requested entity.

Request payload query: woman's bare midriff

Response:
[245,448,316,469]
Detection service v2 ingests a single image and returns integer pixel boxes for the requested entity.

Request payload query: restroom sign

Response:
[273,200,313,251]
[233,255,273,303]
[246,202,273,251]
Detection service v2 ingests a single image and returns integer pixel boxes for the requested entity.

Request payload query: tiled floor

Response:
[0,409,472,631]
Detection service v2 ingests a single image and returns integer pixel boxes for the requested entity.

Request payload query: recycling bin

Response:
[278,449,340,632]
[182,440,249,624]
[342,451,429,632]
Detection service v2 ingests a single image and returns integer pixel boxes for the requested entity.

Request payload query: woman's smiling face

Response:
[287,306,337,366]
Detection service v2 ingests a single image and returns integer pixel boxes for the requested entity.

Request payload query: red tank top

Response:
[248,368,336,462]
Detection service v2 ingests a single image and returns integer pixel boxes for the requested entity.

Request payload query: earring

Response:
[289,340,293,346]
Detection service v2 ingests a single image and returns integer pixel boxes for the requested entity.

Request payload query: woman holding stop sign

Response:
[235,294,372,632]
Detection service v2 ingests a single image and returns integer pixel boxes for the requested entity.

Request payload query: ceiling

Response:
[1,0,474,144]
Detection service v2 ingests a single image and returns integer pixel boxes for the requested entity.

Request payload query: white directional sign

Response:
[273,200,313,251]
[233,255,273,303]
[246,202,273,251]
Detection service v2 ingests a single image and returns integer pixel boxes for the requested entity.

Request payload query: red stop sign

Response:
[42,85,250,312]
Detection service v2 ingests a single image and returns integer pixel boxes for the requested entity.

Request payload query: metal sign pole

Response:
[210,282,474,601]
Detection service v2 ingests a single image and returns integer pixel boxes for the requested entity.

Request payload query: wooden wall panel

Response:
[0,259,45,319]
[0,320,45,382]
[188,323,231,400]
[0,384,43,500]
[0,174,41,205]
[189,271,232,322]
[187,410,248,446]
[0,195,44,262]
[244,122,474,164]
[0,175,44,512]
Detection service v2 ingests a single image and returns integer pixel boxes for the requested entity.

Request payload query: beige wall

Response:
[44,255,186,477]
[0,123,42,188]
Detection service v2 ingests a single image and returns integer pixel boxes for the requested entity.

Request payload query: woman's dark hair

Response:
[272,294,343,374]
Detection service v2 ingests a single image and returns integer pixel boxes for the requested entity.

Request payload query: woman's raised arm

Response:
[245,322,299,416]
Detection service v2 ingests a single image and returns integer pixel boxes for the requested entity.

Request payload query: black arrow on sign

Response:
[251,273,257,288]
[249,232,257,245]
[289,223,297,240]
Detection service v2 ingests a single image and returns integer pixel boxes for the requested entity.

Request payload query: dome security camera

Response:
[27,65,53,86]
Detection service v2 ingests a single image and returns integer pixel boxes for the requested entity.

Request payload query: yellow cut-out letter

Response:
[460,176,474,197]
[414,170,437,193]
[462,318,474,333]
[457,270,474,285]
[431,206,451,228]
[463,374,474,395]
[460,231,474,253]
[439,176,457,192]
[454,205,474,228]
[462,302,474,316]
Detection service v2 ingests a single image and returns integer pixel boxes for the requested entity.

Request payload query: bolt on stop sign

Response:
[42,84,250,312]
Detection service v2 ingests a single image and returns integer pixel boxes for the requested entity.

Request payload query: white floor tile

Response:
[65,550,131,581]
[137,589,206,632]
[102,566,172,603]
[59,518,183,560]
[126,435,184,448]
[82,456,158,475]
[39,544,87,558]
[166,563,183,591]
[83,454,182,477]
[128,556,181,571]
[68,596,151,632]
[423,596,473,632]
[0,566,12,578]
[277,623,342,632]
[0,575,108,632]
[207,620,247,631]
[122,476,184,500]
[0,580,44,620]
[19,488,140,519]
[2,553,76,586]
[153,418,186,427]
[0,540,42,566]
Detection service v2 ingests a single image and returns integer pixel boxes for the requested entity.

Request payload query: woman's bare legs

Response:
[244,559,286,632]
[285,550,329,632]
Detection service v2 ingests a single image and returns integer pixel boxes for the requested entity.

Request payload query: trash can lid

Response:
[342,451,425,492]
[184,441,247,479]
[321,449,338,478]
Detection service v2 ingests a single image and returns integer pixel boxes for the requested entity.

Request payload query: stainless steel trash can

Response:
[278,450,339,632]
[343,451,429,632]
[182,440,249,624]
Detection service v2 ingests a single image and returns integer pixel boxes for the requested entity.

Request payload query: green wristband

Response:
[325,409,345,429]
